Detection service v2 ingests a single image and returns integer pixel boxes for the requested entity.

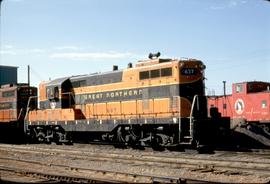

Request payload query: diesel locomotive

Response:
[0,83,37,141]
[25,54,224,148]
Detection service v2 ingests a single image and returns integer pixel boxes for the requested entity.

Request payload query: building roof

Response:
[0,65,18,69]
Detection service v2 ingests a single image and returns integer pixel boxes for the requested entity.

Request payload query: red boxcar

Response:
[208,81,270,131]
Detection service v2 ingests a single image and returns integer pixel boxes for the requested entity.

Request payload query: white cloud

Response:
[3,45,14,49]
[50,51,134,60]
[1,44,16,55]
[0,46,47,56]
[0,44,139,61]
[8,0,24,2]
[0,50,17,55]
[210,0,247,10]
[54,46,80,51]
[27,48,46,54]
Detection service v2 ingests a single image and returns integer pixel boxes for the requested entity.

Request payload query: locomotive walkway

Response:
[0,144,269,183]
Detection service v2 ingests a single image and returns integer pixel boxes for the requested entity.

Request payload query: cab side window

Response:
[262,100,267,108]
[54,87,59,98]
[47,87,59,99]
[236,85,243,93]
[139,71,150,80]
[139,67,172,80]
[150,69,160,78]
[161,68,172,77]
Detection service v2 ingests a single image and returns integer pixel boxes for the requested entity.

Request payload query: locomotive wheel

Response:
[35,127,46,143]
[196,140,214,154]
[116,126,125,143]
[114,126,138,148]
[45,129,53,144]
[151,134,167,151]
[64,133,73,145]
[151,142,165,151]
[55,131,67,145]
[262,125,270,134]
[37,132,45,143]
[53,127,70,145]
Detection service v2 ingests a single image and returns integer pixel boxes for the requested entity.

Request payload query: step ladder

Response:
[178,95,199,145]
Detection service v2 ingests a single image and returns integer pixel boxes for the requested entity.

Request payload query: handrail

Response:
[189,95,199,140]
[17,108,23,120]
[177,96,181,143]
[24,96,38,133]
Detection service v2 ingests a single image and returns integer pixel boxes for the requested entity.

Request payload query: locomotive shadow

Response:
[215,130,270,152]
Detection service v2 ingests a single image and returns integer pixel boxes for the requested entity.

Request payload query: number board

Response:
[181,68,197,75]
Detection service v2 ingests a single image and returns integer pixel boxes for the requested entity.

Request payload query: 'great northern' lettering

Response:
[76,89,143,104]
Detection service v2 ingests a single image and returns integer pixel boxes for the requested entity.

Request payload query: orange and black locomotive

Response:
[25,54,220,148]
[0,83,37,141]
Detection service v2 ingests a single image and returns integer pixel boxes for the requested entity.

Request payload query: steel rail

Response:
[0,157,210,183]
[0,145,270,181]
[0,144,269,175]
[0,144,269,183]
[1,143,270,164]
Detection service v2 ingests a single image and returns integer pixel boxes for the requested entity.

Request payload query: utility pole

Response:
[27,65,30,85]
[223,81,226,96]
[222,81,227,116]
[0,0,3,18]
[0,0,3,64]
[0,0,2,14]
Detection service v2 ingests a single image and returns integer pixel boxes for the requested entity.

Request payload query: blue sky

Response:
[0,0,269,95]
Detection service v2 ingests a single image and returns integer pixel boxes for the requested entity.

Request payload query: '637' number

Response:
[181,68,197,75]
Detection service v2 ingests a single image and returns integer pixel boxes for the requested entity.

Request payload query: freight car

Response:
[0,83,37,142]
[25,54,227,148]
[208,81,270,146]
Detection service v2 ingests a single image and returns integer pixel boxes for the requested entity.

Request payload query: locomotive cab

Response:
[40,77,73,110]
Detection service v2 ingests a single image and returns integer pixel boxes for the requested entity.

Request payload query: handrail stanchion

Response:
[178,96,181,143]
[24,96,37,134]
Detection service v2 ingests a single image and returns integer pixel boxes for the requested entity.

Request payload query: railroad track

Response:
[0,144,269,183]
[1,144,269,175]
[0,156,208,183]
